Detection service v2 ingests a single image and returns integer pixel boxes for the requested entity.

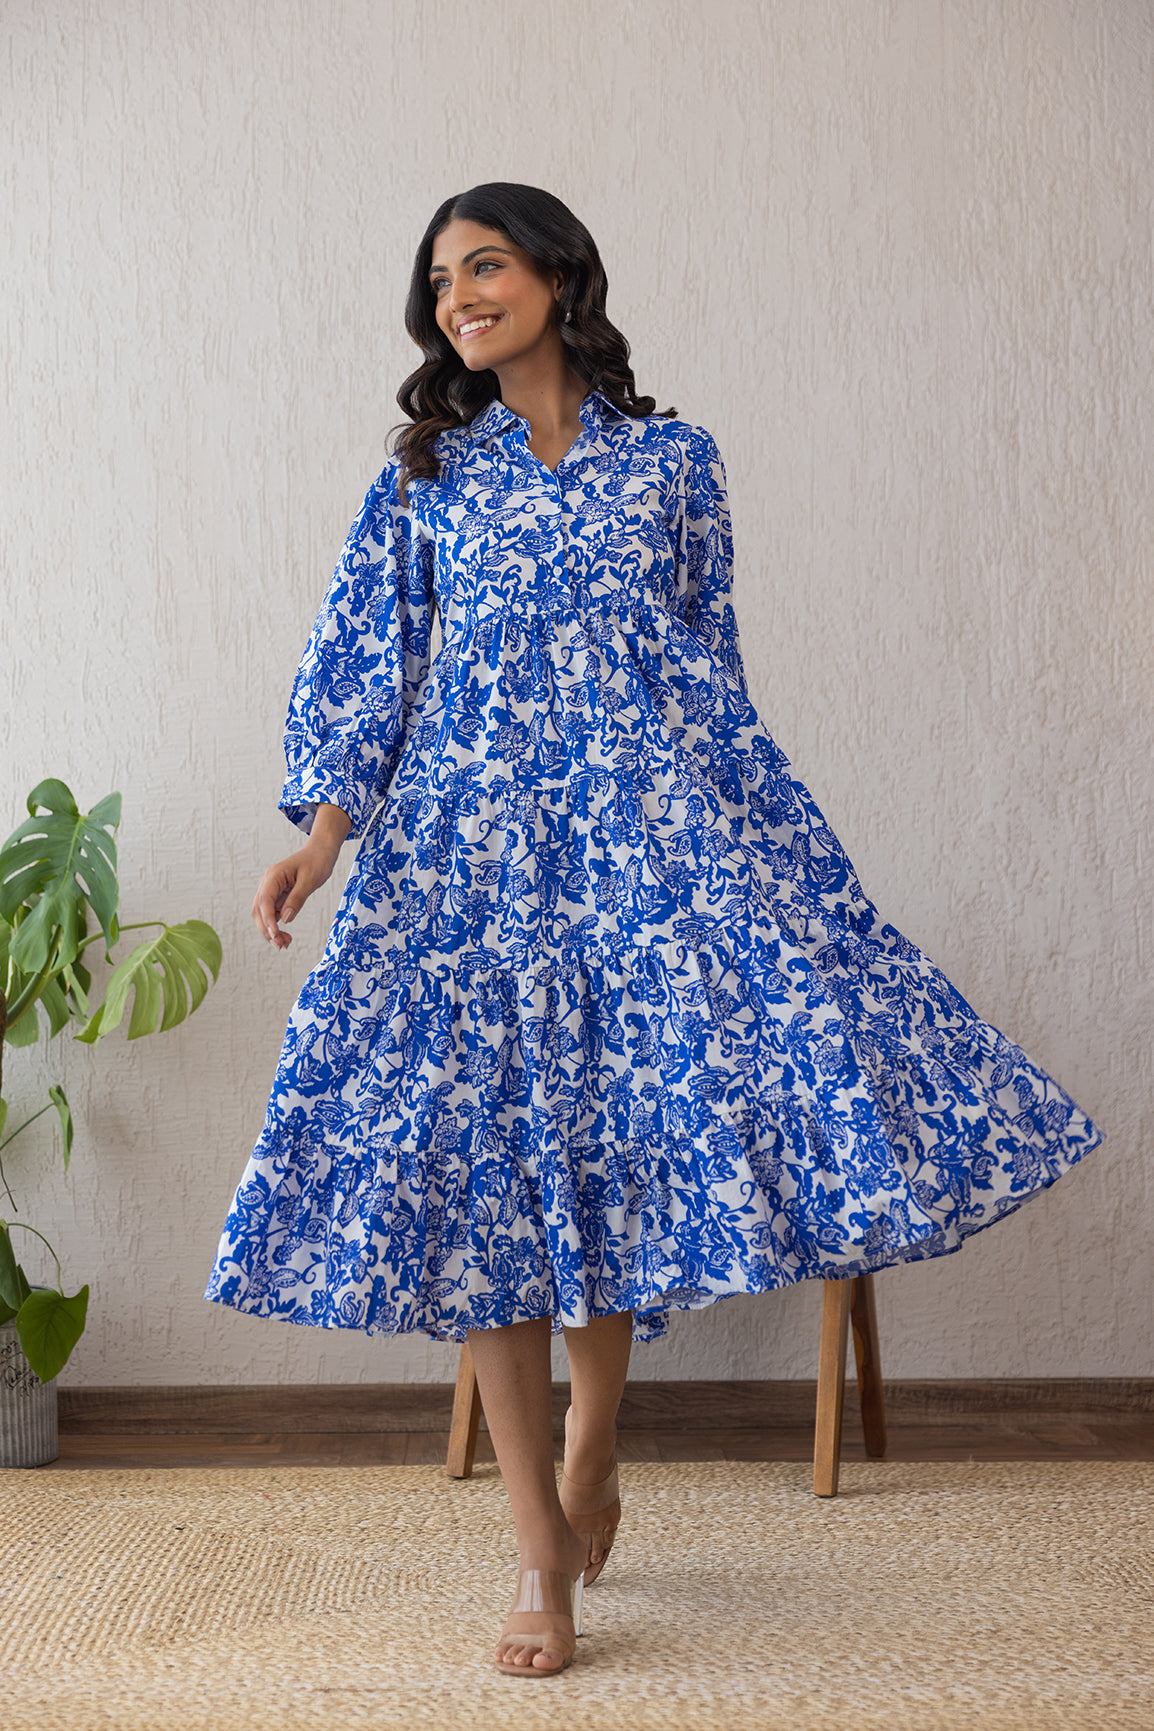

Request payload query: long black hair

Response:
[390,182,675,500]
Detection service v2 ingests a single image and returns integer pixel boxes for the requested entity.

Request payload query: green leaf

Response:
[61,959,92,1022]
[0,1295,15,1326]
[0,1099,6,1142]
[3,941,38,1043]
[48,1085,73,1170]
[76,919,222,1043]
[0,1222,32,1312]
[39,975,73,1037]
[2,923,33,1043]
[3,1000,41,1046]
[15,1284,89,1383]
[59,904,92,1023]
[0,782,121,974]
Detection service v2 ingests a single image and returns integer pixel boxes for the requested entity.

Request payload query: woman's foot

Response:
[559,1404,622,1586]
[494,1524,589,1676]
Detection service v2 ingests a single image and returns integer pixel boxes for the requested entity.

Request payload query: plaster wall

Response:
[2,0,1150,1386]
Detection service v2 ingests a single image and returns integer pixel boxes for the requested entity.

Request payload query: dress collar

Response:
[467,386,628,444]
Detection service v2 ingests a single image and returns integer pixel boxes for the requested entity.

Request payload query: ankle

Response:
[563,1408,618,1481]
[516,1516,587,1576]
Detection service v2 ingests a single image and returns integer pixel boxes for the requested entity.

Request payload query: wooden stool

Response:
[445,1272,886,1496]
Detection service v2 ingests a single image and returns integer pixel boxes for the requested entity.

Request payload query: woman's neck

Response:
[494,357,588,443]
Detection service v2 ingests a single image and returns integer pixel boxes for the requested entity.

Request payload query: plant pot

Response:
[0,1319,59,1468]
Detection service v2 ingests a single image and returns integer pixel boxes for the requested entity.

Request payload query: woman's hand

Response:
[253,805,353,950]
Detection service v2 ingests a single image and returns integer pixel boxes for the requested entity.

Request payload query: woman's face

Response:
[429,217,563,372]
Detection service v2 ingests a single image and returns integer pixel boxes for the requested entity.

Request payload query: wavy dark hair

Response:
[389,182,675,500]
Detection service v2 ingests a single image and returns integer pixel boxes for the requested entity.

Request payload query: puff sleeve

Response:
[279,458,435,841]
[679,426,749,699]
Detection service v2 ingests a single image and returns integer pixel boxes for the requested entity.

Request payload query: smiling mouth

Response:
[458,315,502,341]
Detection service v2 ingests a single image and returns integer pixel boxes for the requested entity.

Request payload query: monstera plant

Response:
[0,779,221,1384]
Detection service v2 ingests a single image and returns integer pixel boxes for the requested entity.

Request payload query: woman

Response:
[205,182,1103,1676]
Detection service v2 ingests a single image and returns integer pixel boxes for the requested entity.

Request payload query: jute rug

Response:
[3,1460,1151,1730]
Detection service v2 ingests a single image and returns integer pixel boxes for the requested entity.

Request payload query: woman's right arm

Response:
[278,458,436,842]
[255,456,435,951]
[252,801,353,950]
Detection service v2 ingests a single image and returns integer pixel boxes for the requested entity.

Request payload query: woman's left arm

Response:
[679,425,749,699]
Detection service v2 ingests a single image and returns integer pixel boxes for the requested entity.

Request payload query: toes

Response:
[497,1636,562,1671]
[496,1631,567,1673]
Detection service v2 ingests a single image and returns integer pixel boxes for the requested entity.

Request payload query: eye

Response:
[430,258,500,295]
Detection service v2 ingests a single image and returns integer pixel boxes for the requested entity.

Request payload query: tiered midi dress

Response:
[204,388,1103,1344]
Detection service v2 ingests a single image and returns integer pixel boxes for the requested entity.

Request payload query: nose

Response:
[447,272,476,315]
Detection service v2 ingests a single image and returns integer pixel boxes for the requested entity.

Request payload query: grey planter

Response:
[0,1319,59,1468]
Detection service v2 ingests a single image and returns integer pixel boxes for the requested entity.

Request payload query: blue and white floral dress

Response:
[204,388,1103,1344]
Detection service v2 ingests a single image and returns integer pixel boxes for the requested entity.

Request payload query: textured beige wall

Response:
[3,0,1150,1386]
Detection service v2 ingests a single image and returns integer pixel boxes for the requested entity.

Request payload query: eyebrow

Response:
[428,245,513,277]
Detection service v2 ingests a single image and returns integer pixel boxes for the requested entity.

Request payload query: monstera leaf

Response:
[0,779,120,974]
[0,778,224,1391]
[76,919,223,1042]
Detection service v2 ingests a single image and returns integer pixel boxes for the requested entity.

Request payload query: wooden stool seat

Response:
[446,1272,886,1496]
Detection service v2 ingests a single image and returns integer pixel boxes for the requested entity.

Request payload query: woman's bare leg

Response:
[560,1310,632,1577]
[466,1316,587,1673]
[562,1308,633,1480]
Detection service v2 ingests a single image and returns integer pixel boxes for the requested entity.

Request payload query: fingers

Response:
[252,850,332,950]
[252,881,291,949]
[253,861,301,950]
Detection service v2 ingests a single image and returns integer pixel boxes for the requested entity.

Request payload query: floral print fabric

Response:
[204,389,1102,1344]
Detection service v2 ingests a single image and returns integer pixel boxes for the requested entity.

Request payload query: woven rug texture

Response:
[3,1459,1151,1730]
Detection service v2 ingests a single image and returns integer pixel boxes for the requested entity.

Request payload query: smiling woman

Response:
[203,180,1103,1680]
[392,182,675,493]
[428,220,581,469]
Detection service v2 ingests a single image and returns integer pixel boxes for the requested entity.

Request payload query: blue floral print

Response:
[204,389,1103,1344]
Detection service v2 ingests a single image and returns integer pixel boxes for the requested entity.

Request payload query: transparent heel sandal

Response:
[560,1406,622,1587]
[494,1567,585,1676]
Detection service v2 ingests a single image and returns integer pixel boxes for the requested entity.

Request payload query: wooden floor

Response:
[45,1423,1154,1471]
[41,1378,1154,1470]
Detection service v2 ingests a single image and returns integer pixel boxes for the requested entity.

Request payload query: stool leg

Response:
[850,1273,887,1458]
[446,1341,483,1479]
[813,1278,852,1497]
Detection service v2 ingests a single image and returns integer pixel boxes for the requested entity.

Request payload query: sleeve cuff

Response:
[278,766,372,840]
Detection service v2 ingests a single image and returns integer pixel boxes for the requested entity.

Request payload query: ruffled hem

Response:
[203,1000,1103,1346]
[205,1114,1100,1343]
